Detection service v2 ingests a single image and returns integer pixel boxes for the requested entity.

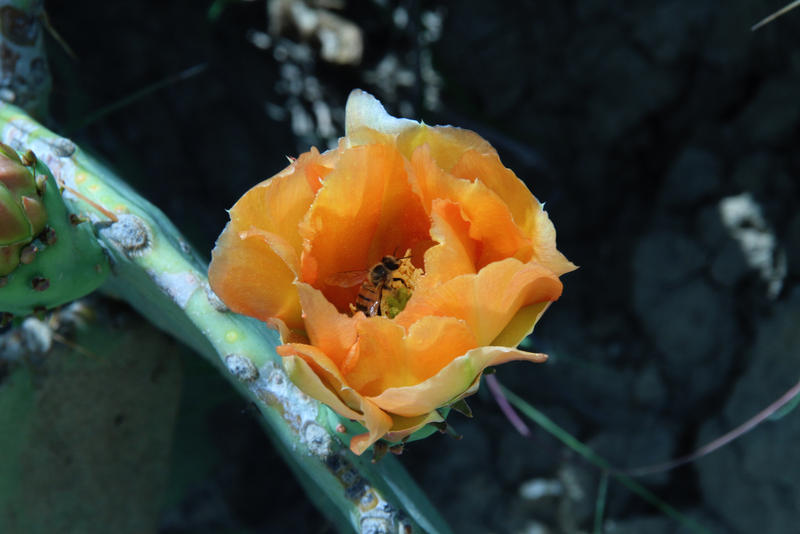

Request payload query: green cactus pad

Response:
[0,154,110,315]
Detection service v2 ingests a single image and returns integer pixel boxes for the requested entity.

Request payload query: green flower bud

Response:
[0,146,110,315]
[0,142,47,275]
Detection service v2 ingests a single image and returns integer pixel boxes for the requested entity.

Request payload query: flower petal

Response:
[398,258,562,346]
[283,351,394,456]
[296,282,357,368]
[384,410,444,443]
[345,89,419,139]
[342,314,478,398]
[209,151,327,330]
[491,301,551,348]
[422,199,479,286]
[410,145,533,269]
[229,150,323,254]
[451,150,576,276]
[343,316,410,395]
[299,143,430,312]
[404,315,478,382]
[349,398,394,455]
[283,354,362,420]
[209,222,303,329]
[397,124,494,171]
[277,341,365,414]
[368,346,547,417]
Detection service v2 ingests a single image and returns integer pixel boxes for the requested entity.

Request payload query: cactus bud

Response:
[0,144,111,315]
[0,142,47,276]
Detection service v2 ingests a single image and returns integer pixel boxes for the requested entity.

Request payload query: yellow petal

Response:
[282,351,394,456]
[349,398,394,455]
[283,354,362,420]
[368,346,547,417]
[277,341,366,415]
[267,316,309,344]
[384,410,444,443]
[491,301,551,348]
[397,124,494,171]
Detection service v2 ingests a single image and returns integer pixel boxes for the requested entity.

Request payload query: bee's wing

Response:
[325,269,368,287]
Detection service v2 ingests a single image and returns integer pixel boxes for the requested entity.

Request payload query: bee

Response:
[326,255,409,317]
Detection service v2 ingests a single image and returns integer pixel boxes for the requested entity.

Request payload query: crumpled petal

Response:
[343,314,478,397]
[410,144,533,269]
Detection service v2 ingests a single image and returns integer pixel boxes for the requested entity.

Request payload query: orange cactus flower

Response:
[209,90,575,455]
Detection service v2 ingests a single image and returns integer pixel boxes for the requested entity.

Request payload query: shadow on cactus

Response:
[0,143,110,316]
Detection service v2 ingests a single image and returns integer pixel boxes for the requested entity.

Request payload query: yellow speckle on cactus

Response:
[75,172,88,184]
[114,204,127,213]
[225,330,240,343]
[88,184,99,192]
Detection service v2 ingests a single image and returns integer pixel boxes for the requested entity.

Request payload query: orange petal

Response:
[229,150,322,254]
[342,314,478,398]
[404,315,478,382]
[209,151,327,330]
[342,316,410,396]
[295,282,357,368]
[209,223,303,329]
[267,316,309,344]
[368,346,547,417]
[451,150,576,276]
[410,145,533,269]
[349,398,394,455]
[422,199,480,286]
[398,258,562,346]
[299,143,430,312]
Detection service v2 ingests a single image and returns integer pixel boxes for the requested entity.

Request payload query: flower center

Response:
[347,252,421,318]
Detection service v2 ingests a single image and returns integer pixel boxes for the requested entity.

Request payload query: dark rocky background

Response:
[40,1,800,532]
